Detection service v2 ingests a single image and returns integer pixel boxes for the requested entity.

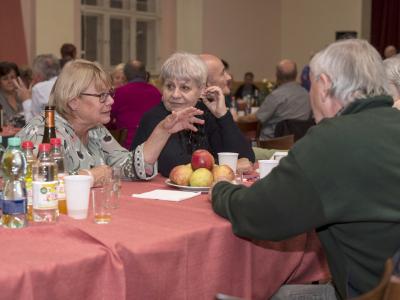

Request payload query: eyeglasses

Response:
[80,88,115,103]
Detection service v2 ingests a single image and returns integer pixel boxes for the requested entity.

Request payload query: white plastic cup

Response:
[273,151,288,162]
[64,175,92,219]
[258,160,279,179]
[218,152,239,173]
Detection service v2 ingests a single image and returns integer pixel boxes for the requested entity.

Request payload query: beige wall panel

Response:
[203,0,282,81]
[281,0,364,73]
[35,0,76,57]
[176,0,203,53]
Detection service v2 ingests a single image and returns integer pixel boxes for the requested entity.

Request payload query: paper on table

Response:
[131,189,201,201]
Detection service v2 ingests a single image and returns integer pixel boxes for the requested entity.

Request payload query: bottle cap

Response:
[22,140,34,149]
[8,137,21,147]
[38,143,51,152]
[44,105,55,111]
[50,138,61,146]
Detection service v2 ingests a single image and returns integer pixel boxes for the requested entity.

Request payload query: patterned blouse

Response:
[16,113,157,180]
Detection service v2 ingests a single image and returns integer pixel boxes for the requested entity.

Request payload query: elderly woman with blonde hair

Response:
[17,59,203,185]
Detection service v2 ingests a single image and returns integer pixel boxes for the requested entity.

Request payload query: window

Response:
[81,0,159,72]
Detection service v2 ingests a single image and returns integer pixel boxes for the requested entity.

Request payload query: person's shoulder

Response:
[141,102,166,121]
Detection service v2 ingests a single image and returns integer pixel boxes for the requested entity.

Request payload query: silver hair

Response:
[159,52,207,88]
[32,54,60,80]
[383,55,400,100]
[310,39,389,106]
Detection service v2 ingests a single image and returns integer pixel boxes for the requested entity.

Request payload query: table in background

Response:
[0,175,330,300]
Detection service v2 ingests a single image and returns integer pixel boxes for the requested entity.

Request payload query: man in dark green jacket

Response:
[211,39,400,300]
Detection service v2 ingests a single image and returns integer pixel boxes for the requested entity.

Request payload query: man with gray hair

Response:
[14,54,60,121]
[237,59,311,140]
[210,39,399,299]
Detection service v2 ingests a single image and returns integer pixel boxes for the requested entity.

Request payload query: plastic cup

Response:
[258,160,279,179]
[218,152,239,173]
[92,187,112,224]
[64,175,91,219]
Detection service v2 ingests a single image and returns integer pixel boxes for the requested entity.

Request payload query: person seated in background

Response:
[238,59,311,140]
[383,55,400,108]
[384,44,397,59]
[17,59,204,186]
[132,52,255,177]
[13,54,60,122]
[111,63,127,88]
[109,59,161,149]
[0,61,24,125]
[59,43,77,69]
[210,39,400,299]
[234,71,259,100]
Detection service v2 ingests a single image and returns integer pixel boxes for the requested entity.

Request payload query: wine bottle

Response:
[42,106,56,143]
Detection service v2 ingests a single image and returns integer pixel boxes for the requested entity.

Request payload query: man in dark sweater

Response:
[210,39,400,299]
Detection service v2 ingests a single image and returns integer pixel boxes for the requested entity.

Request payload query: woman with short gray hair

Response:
[132,52,254,176]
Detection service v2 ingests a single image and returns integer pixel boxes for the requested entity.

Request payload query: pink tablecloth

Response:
[0,175,330,300]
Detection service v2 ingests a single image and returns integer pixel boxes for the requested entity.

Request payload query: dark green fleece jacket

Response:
[212,96,400,300]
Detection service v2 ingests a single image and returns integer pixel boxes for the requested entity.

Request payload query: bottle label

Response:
[32,181,58,209]
[3,199,27,215]
[45,110,55,127]
[57,173,66,200]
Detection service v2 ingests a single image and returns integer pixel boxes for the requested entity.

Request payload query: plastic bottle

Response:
[21,140,36,221]
[50,138,67,214]
[32,143,59,223]
[1,137,28,228]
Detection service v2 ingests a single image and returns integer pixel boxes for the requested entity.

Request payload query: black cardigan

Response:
[131,101,255,177]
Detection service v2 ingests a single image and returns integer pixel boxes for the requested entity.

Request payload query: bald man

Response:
[384,45,397,59]
[200,54,232,95]
[238,59,311,140]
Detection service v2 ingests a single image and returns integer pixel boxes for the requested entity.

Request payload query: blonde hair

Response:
[49,59,111,118]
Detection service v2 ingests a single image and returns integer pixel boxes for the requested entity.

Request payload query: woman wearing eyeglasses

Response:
[17,59,203,185]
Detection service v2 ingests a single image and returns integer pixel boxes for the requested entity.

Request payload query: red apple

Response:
[212,164,235,182]
[169,164,193,186]
[191,149,215,170]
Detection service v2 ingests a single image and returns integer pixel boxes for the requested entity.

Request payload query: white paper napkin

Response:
[131,189,201,201]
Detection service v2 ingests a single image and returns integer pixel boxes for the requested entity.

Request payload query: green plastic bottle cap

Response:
[8,137,21,147]
[0,136,2,143]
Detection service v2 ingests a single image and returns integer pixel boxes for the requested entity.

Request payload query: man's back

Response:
[110,81,161,148]
[257,81,311,140]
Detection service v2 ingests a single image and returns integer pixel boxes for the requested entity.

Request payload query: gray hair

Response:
[32,54,60,80]
[160,52,207,88]
[310,39,389,106]
[383,55,400,100]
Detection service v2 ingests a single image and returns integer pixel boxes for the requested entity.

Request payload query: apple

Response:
[189,168,213,187]
[169,164,193,186]
[212,164,235,182]
[191,149,215,171]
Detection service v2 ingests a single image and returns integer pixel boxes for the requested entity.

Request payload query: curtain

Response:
[371,0,400,57]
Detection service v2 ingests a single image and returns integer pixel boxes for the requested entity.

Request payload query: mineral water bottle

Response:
[1,137,28,228]
[50,138,67,214]
[22,140,36,221]
[32,143,58,223]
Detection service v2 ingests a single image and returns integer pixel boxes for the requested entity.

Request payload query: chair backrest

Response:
[274,119,315,142]
[109,128,128,146]
[258,134,294,150]
[236,121,260,143]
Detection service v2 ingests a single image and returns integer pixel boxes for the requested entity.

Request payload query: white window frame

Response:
[81,0,160,72]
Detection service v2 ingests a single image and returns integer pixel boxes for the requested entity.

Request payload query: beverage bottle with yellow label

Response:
[50,138,67,214]
[1,137,28,228]
[32,143,58,223]
[21,140,36,220]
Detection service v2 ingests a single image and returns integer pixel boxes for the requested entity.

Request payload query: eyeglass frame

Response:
[80,88,115,103]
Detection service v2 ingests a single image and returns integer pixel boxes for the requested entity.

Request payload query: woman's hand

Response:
[201,86,227,118]
[161,107,204,134]
[13,77,32,101]
[237,158,253,174]
[80,165,112,187]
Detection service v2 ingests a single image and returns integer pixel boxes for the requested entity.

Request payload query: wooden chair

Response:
[109,128,128,146]
[257,134,294,150]
[236,121,260,143]
[385,276,400,300]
